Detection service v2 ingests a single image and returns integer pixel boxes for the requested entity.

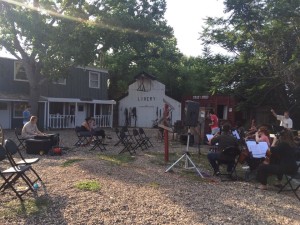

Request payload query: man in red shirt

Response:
[209,110,220,135]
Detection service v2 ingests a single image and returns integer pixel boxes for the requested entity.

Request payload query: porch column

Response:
[111,104,114,128]
[47,101,50,130]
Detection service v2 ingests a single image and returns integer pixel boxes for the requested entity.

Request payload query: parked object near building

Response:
[0,57,116,129]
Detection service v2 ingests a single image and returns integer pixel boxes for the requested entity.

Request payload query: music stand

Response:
[165,126,204,178]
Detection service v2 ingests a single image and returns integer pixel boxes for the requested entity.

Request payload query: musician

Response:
[207,123,238,175]
[255,126,270,147]
[271,109,293,129]
[256,129,298,190]
[22,116,46,139]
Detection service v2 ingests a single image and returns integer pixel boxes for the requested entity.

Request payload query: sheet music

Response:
[246,141,269,158]
[206,134,214,140]
[206,134,218,145]
[232,130,240,140]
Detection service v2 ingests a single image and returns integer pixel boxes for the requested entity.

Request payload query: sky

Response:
[0,0,226,58]
[165,0,226,56]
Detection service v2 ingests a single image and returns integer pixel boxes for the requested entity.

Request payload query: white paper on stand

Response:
[246,141,269,158]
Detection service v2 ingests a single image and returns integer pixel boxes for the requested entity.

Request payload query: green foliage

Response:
[201,0,300,112]
[0,197,49,218]
[98,154,135,165]
[61,158,84,167]
[75,180,101,192]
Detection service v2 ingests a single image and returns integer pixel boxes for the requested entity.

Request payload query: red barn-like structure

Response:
[181,95,243,139]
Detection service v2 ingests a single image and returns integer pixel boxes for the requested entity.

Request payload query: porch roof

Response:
[41,96,116,105]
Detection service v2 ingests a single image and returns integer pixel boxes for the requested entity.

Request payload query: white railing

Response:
[48,114,112,129]
[94,115,112,128]
[48,115,75,129]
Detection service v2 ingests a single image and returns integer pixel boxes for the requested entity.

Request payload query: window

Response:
[89,71,100,88]
[14,61,28,81]
[13,102,25,118]
[0,102,7,110]
[53,78,66,85]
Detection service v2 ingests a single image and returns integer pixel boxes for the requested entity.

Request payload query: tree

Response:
[0,0,101,114]
[0,0,173,114]
[201,0,300,112]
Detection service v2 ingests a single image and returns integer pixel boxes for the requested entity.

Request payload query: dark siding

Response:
[0,58,30,95]
[1,57,109,100]
[40,67,109,100]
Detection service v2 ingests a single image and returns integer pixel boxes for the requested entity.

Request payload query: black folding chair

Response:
[278,162,300,201]
[218,146,241,181]
[90,133,107,152]
[132,129,148,151]
[138,128,153,147]
[118,130,136,155]
[122,127,134,142]
[15,128,26,150]
[74,126,92,146]
[0,145,35,201]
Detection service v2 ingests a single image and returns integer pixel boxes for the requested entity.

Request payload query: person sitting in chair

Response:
[256,129,298,190]
[207,123,239,176]
[22,116,46,139]
[81,117,110,143]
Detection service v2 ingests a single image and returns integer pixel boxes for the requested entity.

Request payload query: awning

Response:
[41,96,116,104]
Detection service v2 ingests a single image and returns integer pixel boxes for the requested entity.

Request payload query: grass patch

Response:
[148,182,160,189]
[61,158,84,167]
[75,180,101,192]
[0,197,49,218]
[98,154,135,165]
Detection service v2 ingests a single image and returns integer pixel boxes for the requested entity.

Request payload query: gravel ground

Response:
[0,128,300,225]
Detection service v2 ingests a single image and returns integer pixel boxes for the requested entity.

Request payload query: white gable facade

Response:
[118,73,181,128]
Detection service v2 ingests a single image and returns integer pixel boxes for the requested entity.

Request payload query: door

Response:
[0,102,10,129]
[137,106,154,127]
[75,103,86,127]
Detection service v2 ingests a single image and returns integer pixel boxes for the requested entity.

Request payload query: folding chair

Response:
[278,162,300,201]
[118,130,136,155]
[0,124,3,146]
[132,128,148,151]
[0,145,35,201]
[14,128,27,150]
[4,139,44,188]
[138,128,154,148]
[74,126,92,146]
[90,133,107,152]
[122,127,134,142]
[218,146,241,181]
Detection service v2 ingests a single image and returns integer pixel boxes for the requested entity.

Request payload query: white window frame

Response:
[89,71,100,89]
[14,61,28,82]
[53,78,67,85]
[13,102,24,118]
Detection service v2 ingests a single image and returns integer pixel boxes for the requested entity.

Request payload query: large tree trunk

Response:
[23,61,41,116]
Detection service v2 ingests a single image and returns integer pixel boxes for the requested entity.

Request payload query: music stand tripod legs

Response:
[165,127,204,178]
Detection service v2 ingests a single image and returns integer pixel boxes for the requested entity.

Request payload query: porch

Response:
[48,114,113,129]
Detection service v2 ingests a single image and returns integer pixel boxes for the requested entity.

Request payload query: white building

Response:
[118,72,181,128]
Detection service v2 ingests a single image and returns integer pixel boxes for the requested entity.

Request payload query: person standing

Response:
[271,109,293,129]
[22,105,31,125]
[208,109,220,135]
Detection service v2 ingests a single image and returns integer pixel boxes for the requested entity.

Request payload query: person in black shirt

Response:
[256,129,298,190]
[207,123,238,175]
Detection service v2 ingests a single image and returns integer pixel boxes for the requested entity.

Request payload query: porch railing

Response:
[48,114,112,129]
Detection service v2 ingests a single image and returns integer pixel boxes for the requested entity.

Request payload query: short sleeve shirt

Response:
[276,115,293,129]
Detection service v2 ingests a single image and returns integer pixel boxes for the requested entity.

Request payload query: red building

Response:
[181,95,244,137]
